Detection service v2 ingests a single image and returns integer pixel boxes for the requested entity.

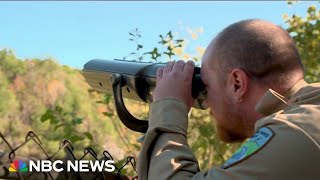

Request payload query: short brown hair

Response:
[212,19,304,86]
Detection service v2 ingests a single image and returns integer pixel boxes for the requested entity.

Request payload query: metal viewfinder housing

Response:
[82,59,207,133]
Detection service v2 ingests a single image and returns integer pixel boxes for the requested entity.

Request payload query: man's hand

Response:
[153,60,195,110]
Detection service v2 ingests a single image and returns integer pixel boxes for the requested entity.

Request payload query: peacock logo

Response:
[9,160,28,172]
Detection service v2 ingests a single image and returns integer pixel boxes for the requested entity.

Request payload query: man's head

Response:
[201,19,304,142]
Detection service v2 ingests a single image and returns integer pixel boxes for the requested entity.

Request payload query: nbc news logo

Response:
[9,160,28,172]
[8,159,115,173]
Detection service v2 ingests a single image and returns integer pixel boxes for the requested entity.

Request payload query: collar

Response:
[255,79,308,116]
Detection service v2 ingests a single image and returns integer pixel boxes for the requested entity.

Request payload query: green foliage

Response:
[0,49,27,80]
[0,49,124,160]
[124,29,184,62]
[0,70,18,116]
[40,106,94,144]
[284,3,320,82]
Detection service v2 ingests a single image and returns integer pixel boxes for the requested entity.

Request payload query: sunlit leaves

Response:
[126,29,185,62]
[145,31,184,61]
[284,2,320,82]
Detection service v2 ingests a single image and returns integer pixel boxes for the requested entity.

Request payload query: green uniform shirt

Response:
[138,79,320,180]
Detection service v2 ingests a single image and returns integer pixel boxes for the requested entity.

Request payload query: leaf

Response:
[50,116,59,125]
[308,5,316,14]
[167,31,173,39]
[73,118,83,125]
[41,110,53,122]
[146,48,161,60]
[164,51,175,58]
[175,39,184,43]
[159,35,167,44]
[69,135,84,143]
[137,44,143,50]
[84,132,94,141]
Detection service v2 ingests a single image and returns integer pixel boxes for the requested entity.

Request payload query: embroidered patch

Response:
[221,127,274,169]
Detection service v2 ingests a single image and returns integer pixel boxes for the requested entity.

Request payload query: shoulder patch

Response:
[221,127,274,169]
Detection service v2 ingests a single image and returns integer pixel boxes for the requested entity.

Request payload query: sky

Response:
[0,1,318,69]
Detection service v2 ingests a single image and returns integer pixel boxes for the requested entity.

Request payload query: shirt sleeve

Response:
[137,98,198,179]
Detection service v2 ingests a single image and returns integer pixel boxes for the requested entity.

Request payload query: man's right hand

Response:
[153,60,195,110]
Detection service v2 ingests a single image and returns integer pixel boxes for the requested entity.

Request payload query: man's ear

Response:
[227,68,249,102]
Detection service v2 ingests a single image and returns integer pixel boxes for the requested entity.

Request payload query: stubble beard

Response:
[213,110,248,143]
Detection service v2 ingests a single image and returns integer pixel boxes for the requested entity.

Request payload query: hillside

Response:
[0,48,145,161]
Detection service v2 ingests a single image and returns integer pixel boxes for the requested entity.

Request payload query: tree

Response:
[284,2,320,82]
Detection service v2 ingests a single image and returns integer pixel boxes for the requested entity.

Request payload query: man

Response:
[137,19,320,179]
